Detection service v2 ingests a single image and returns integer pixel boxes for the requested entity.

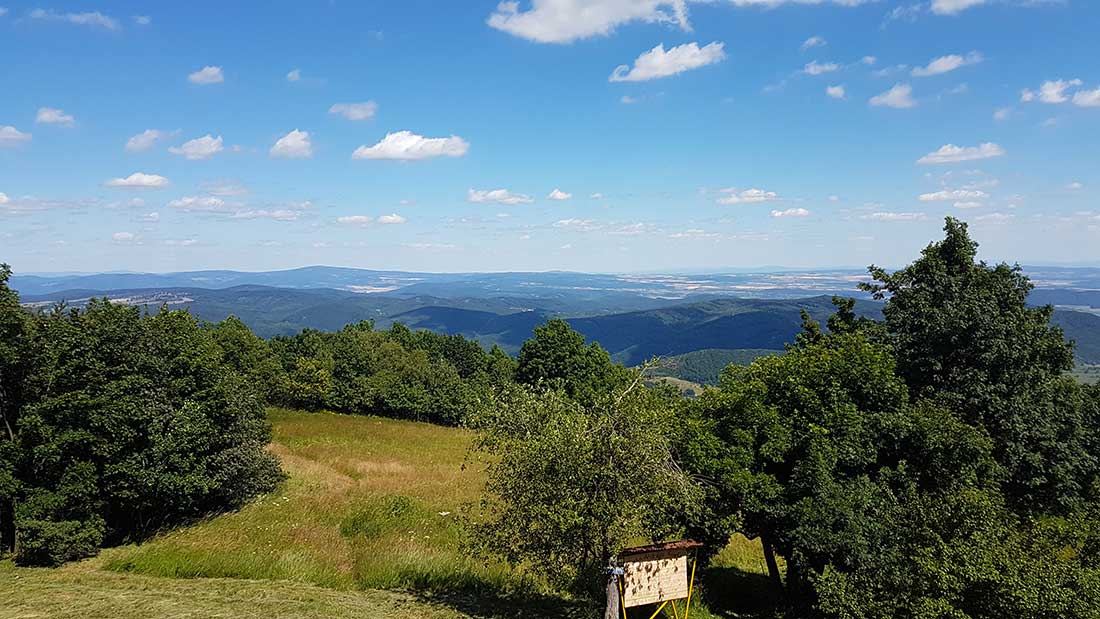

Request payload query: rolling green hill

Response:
[649,349,782,386]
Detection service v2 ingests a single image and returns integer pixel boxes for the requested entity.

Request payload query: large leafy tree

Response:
[7,298,283,565]
[861,217,1099,513]
[0,264,35,554]
[515,318,628,403]
[469,374,696,600]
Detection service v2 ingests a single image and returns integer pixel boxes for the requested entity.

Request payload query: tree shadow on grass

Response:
[411,589,593,619]
[701,565,783,619]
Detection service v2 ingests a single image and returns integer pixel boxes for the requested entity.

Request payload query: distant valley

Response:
[15,265,1100,380]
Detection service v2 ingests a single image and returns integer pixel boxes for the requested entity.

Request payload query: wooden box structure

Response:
[618,540,702,615]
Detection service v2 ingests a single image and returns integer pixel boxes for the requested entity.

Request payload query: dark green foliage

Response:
[515,318,629,403]
[862,218,1099,515]
[648,348,780,386]
[2,291,283,566]
[267,320,496,425]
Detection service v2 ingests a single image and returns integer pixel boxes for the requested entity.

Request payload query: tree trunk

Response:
[604,571,621,619]
[761,534,783,591]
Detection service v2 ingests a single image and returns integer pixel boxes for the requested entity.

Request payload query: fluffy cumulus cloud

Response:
[993,107,1012,121]
[487,0,691,44]
[188,66,224,85]
[377,213,407,224]
[930,0,988,15]
[467,188,534,205]
[132,15,151,25]
[168,196,230,212]
[911,51,982,77]
[717,188,779,204]
[329,101,378,121]
[863,211,927,221]
[917,143,1005,164]
[0,192,8,205]
[554,218,601,231]
[919,189,988,201]
[126,129,170,152]
[0,126,32,147]
[1072,87,1100,108]
[870,83,917,108]
[826,85,846,99]
[1021,79,1082,104]
[771,207,809,218]
[547,188,573,200]
[610,42,726,82]
[270,129,313,158]
[353,131,469,160]
[801,35,826,51]
[105,172,171,189]
[35,107,75,126]
[286,69,302,82]
[28,8,118,29]
[803,60,839,76]
[169,135,224,160]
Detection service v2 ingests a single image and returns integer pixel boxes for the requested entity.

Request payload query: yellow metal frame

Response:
[619,554,698,619]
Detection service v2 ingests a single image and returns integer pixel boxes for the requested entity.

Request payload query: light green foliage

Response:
[469,377,696,594]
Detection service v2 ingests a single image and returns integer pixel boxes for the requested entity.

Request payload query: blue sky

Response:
[1,0,1098,274]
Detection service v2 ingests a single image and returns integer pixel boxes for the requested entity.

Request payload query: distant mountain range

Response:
[13,265,1100,374]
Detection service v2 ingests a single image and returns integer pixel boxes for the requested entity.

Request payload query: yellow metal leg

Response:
[619,577,628,619]
[670,599,680,619]
[647,601,669,619]
[683,556,697,619]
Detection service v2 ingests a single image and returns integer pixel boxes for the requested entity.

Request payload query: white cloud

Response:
[168,196,230,212]
[930,0,988,15]
[917,143,1005,164]
[953,201,985,209]
[547,188,573,200]
[141,212,160,222]
[1074,88,1100,108]
[0,126,32,147]
[105,172,170,189]
[125,129,171,152]
[993,107,1012,121]
[610,42,725,82]
[487,0,691,44]
[132,15,151,25]
[1021,79,1082,104]
[1068,181,1084,190]
[468,188,534,205]
[270,129,313,159]
[863,211,927,221]
[861,55,877,65]
[353,131,469,160]
[378,213,407,225]
[112,231,136,242]
[188,66,224,85]
[0,192,8,204]
[169,135,224,160]
[336,215,373,227]
[918,189,988,201]
[828,195,841,202]
[669,228,720,240]
[329,101,378,120]
[608,222,654,236]
[405,242,459,251]
[717,188,779,204]
[231,209,301,221]
[826,85,846,99]
[590,192,604,200]
[801,35,826,51]
[287,69,301,82]
[772,207,809,218]
[870,83,917,108]
[554,218,601,231]
[620,95,638,104]
[28,8,118,30]
[35,107,75,126]
[974,212,1013,222]
[911,51,982,77]
[803,60,839,76]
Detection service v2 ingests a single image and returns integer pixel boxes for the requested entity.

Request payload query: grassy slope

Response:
[3,409,777,618]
